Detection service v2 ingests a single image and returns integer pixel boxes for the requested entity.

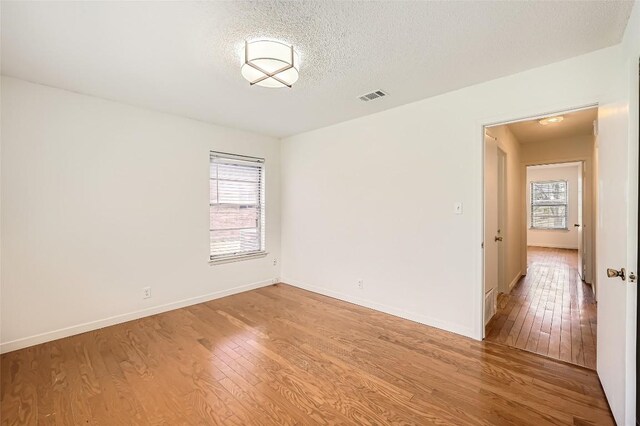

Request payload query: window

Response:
[530,180,568,230]
[210,152,265,262]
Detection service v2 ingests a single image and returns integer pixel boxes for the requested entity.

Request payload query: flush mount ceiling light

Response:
[539,116,564,126]
[241,40,300,88]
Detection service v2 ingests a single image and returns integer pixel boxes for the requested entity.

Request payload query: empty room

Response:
[1,1,639,425]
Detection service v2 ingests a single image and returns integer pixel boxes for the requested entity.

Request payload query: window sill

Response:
[529,227,569,231]
[209,251,268,265]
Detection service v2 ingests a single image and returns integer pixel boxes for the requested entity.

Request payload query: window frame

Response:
[530,179,569,231]
[209,151,266,264]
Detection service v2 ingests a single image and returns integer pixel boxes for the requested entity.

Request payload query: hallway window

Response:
[210,152,265,262]
[530,180,568,230]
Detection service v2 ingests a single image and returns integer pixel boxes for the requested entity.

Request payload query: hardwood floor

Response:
[485,247,597,370]
[2,283,612,425]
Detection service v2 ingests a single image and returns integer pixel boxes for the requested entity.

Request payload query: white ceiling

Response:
[507,107,598,144]
[1,1,633,138]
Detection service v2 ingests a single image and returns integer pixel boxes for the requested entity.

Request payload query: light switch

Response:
[454,202,463,215]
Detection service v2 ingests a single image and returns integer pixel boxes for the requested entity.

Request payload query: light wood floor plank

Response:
[3,278,611,425]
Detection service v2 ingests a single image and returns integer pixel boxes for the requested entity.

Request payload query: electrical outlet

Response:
[272,278,279,284]
[273,258,278,266]
[454,202,463,215]
[143,287,151,299]
[357,279,364,289]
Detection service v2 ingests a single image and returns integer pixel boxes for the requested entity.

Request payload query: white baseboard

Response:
[0,279,274,354]
[528,243,579,250]
[509,271,524,291]
[282,277,475,340]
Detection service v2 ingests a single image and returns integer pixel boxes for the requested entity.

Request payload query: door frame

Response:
[497,147,507,294]
[635,57,639,426]
[522,159,591,279]
[479,103,598,339]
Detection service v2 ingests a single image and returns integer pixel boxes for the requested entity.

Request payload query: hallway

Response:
[485,247,597,369]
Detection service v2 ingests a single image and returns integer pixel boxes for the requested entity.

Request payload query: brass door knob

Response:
[494,236,503,242]
[606,268,626,281]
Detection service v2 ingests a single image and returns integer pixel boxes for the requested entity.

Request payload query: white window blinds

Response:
[210,152,265,261]
[530,180,568,230]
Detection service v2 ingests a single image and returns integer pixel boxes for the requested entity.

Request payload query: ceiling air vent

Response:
[358,90,388,102]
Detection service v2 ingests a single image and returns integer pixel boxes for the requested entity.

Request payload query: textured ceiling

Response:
[507,107,598,144]
[1,1,633,137]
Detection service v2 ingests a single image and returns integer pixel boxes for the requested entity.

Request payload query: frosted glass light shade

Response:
[539,116,564,125]
[241,40,299,88]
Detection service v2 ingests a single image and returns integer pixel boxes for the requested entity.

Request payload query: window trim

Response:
[209,151,266,264]
[208,251,268,265]
[530,179,569,231]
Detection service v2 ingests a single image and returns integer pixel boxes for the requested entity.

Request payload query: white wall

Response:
[526,163,581,249]
[0,77,281,352]
[521,133,595,163]
[280,45,619,339]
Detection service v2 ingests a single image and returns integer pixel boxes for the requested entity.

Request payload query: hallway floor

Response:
[485,247,597,369]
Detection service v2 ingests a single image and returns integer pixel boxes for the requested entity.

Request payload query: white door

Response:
[576,162,584,280]
[484,134,499,325]
[596,65,638,424]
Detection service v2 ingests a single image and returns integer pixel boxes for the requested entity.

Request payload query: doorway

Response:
[482,107,599,369]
